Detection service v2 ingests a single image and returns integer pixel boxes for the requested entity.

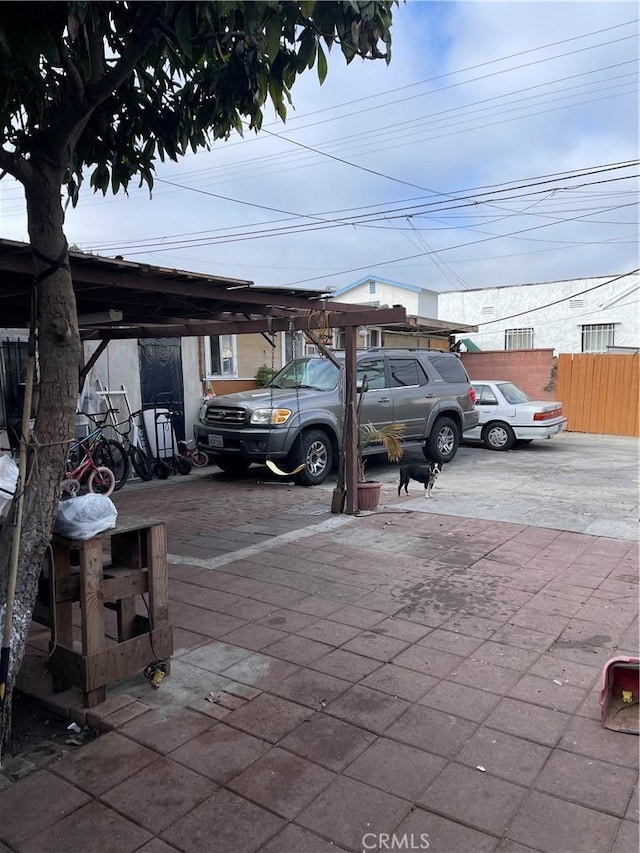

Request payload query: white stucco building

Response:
[438,273,639,354]
[332,275,439,318]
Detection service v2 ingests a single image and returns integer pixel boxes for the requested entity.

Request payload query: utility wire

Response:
[86,163,637,253]
[450,269,639,328]
[280,202,637,287]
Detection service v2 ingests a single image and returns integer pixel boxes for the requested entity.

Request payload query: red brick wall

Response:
[460,349,558,401]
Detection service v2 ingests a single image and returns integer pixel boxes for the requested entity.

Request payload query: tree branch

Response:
[86,7,169,105]
[0,148,32,185]
[85,14,106,87]
[57,36,84,100]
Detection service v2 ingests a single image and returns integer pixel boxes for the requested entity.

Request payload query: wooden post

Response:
[344,326,358,515]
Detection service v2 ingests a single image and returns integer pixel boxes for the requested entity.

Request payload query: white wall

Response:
[82,336,203,436]
[439,274,640,352]
[334,280,428,316]
[182,336,202,438]
[83,339,142,414]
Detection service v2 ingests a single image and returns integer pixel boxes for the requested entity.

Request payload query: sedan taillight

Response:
[534,408,562,420]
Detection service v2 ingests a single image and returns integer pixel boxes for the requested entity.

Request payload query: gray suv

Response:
[194,348,479,486]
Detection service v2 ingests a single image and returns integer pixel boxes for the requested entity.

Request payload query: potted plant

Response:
[356,420,405,510]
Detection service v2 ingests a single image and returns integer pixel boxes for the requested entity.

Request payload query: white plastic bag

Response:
[54,493,118,540]
[0,453,18,518]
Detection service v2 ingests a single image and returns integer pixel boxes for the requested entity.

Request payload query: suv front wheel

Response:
[424,416,460,463]
[288,429,333,486]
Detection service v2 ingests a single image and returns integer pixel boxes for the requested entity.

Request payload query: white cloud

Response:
[1,0,637,291]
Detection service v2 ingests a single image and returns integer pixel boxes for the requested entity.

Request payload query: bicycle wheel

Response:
[191,450,209,467]
[96,439,129,490]
[176,455,192,475]
[88,466,115,496]
[154,460,171,479]
[60,478,80,497]
[130,446,153,481]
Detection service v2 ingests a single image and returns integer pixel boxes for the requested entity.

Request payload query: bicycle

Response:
[60,430,116,496]
[81,410,130,491]
[111,410,154,482]
[177,438,209,468]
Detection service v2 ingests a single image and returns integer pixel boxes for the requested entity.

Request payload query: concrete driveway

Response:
[328,432,638,541]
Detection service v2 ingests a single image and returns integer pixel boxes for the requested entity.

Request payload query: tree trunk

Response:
[0,166,81,749]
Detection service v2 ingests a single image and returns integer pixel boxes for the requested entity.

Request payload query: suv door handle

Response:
[425,394,437,399]
[377,397,391,404]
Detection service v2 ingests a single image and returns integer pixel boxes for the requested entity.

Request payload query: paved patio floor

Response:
[1,466,638,853]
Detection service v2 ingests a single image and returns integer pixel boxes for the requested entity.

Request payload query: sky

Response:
[0,0,638,295]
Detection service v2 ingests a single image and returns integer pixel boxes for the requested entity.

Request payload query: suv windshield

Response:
[268,357,339,391]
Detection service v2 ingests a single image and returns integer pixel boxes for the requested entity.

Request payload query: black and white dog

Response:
[398,461,442,498]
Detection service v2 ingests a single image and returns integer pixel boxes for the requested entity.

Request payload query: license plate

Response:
[207,434,223,448]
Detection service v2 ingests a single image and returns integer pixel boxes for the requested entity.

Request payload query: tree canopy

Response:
[0,1,396,749]
[0,1,394,202]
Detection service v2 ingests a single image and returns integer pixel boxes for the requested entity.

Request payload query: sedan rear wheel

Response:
[483,422,515,451]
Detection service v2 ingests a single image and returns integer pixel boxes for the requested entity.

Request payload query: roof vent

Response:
[481,306,495,315]
[570,299,584,309]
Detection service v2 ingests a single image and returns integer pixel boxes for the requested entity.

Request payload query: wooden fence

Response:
[557,353,639,436]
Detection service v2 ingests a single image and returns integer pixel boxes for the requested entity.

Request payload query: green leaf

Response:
[317,42,327,85]
[296,29,315,72]
[264,12,281,59]
[174,5,193,60]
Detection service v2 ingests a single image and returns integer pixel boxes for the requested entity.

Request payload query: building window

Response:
[369,280,376,295]
[208,334,236,377]
[334,329,345,350]
[358,327,380,348]
[504,328,534,350]
[582,323,615,353]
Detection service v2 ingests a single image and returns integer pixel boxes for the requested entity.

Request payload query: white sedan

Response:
[465,380,568,451]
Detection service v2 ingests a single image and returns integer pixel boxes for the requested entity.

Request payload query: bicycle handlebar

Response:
[80,408,119,426]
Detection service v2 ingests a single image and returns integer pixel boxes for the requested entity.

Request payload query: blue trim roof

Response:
[332,275,430,297]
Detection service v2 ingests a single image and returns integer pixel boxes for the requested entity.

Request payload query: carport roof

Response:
[0,238,476,341]
[1,237,412,339]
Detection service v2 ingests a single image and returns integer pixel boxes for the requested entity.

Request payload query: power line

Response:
[465,270,639,327]
[278,201,637,287]
[87,162,637,253]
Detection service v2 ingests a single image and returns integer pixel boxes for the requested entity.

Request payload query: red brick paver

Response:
[2,472,637,853]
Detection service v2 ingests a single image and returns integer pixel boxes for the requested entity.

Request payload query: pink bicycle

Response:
[60,430,116,497]
[177,438,209,468]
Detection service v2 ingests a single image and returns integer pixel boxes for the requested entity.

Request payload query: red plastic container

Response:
[599,656,639,734]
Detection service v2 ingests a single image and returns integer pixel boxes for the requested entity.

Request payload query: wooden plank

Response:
[571,354,587,431]
[606,355,620,434]
[79,538,105,658]
[117,598,137,642]
[147,523,169,627]
[557,354,571,428]
[110,528,143,570]
[629,356,640,436]
[84,626,173,691]
[590,354,604,434]
[48,625,173,697]
[102,570,148,603]
[51,542,74,649]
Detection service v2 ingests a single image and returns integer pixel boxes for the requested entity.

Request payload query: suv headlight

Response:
[198,403,208,421]
[251,408,292,425]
